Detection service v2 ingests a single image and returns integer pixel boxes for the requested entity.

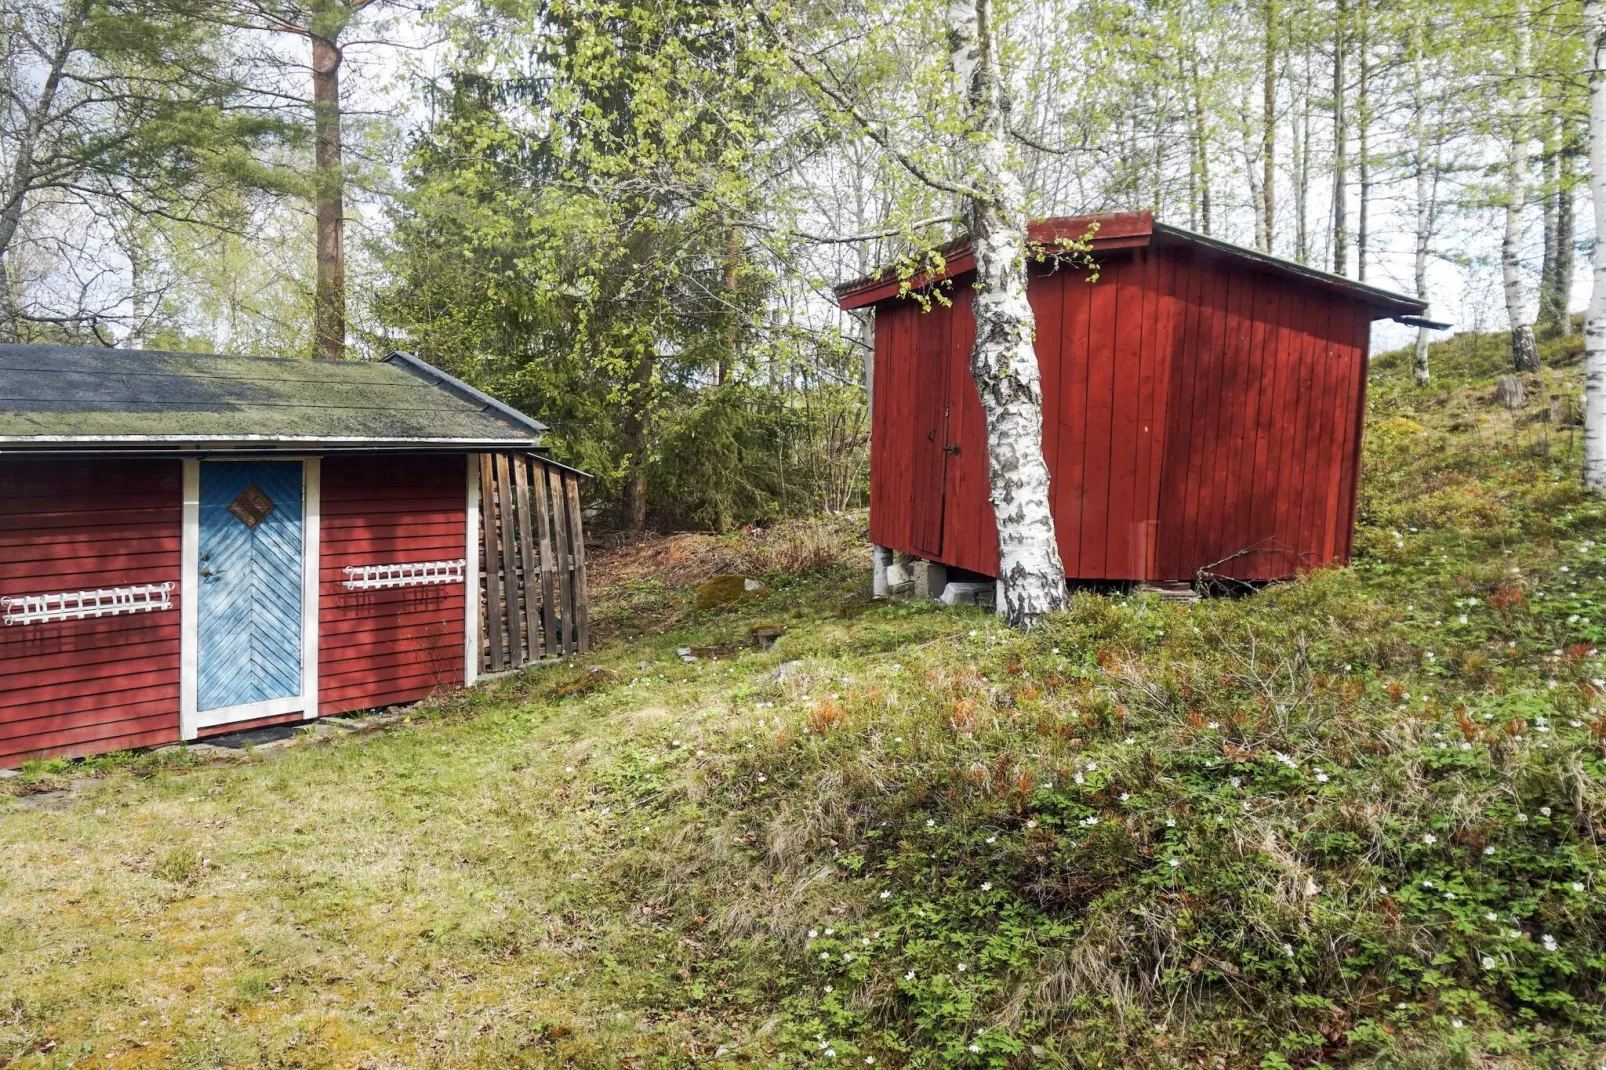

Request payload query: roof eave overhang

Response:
[1149,223,1426,319]
[0,435,546,456]
[833,212,1155,310]
[381,350,550,436]
[832,212,1428,320]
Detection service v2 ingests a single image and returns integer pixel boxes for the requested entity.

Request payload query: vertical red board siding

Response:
[0,458,182,766]
[909,300,953,557]
[1155,249,1207,579]
[1182,262,1232,571]
[1228,277,1280,579]
[1292,295,1338,567]
[1125,249,1160,579]
[319,455,466,715]
[1153,256,1369,583]
[1139,250,1181,579]
[1033,262,1068,554]
[1237,277,1282,578]
[1079,257,1121,576]
[867,241,1372,583]
[1104,249,1146,578]
[870,302,915,554]
[1052,267,1094,574]
[941,288,1000,577]
[1254,281,1295,575]
[1266,289,1309,575]
[1206,266,1255,572]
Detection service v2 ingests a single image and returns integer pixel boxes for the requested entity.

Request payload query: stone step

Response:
[1136,581,1200,601]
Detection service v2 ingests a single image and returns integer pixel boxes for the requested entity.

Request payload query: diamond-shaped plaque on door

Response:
[227,482,276,528]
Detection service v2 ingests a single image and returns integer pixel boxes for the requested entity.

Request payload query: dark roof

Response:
[0,345,547,452]
[833,211,1426,319]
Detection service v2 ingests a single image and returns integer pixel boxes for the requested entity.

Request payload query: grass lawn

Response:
[4,328,1606,1068]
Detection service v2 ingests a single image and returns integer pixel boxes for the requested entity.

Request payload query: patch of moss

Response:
[694,573,771,610]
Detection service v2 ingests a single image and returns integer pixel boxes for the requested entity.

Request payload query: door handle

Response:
[200,568,225,578]
[943,444,962,456]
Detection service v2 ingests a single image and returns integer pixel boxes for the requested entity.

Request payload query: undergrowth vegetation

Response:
[3,328,1606,1068]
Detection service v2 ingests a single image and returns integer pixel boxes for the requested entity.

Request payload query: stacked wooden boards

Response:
[476,453,588,672]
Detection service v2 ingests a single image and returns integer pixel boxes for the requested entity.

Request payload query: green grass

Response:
[4,329,1606,1068]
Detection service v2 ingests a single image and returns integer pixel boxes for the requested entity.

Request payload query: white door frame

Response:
[464,453,481,686]
[180,456,321,740]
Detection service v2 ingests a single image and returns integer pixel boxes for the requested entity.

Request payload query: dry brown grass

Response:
[587,513,868,594]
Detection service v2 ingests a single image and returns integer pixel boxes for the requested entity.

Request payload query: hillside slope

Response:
[2,329,1604,1069]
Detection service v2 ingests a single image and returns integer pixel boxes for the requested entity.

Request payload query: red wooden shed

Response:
[0,345,586,767]
[836,212,1426,587]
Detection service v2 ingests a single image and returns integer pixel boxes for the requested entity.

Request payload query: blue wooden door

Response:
[197,461,304,712]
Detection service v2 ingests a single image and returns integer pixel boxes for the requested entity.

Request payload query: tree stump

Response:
[1496,375,1527,410]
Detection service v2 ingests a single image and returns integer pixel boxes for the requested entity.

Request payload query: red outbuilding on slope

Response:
[836,211,1428,587]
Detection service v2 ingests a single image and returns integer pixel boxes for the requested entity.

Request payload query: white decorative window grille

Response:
[343,558,466,591]
[2,582,175,626]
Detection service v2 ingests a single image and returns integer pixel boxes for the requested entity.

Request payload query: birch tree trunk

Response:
[1189,51,1212,235]
[1503,0,1540,374]
[1539,116,1561,332]
[1294,52,1311,264]
[1355,0,1369,281]
[948,0,1066,629]
[1411,6,1432,385]
[1332,0,1347,275]
[1261,0,1276,254]
[1558,136,1576,337]
[1584,0,1606,490]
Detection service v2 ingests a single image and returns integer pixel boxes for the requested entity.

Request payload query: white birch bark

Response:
[1503,0,1541,374]
[948,0,1066,629]
[1411,7,1432,385]
[1583,0,1606,490]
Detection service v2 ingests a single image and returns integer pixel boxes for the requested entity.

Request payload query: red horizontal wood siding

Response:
[0,458,183,766]
[867,242,1373,584]
[318,455,466,716]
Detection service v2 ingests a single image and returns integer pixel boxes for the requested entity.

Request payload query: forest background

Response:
[0,0,1587,531]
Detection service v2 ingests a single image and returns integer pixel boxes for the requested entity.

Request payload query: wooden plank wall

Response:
[319,454,467,715]
[0,458,183,765]
[1152,248,1369,582]
[867,243,1371,584]
[476,453,588,673]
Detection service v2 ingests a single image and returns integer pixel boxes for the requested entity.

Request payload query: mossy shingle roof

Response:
[0,345,546,449]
